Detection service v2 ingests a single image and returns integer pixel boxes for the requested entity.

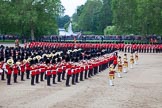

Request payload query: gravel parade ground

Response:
[0,52,162,108]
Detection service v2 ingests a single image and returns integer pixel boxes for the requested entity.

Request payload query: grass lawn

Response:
[0,40,15,43]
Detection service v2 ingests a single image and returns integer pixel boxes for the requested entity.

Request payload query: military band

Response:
[0,41,157,87]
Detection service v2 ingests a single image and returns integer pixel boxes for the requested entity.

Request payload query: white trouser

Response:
[117,72,122,78]
[109,80,114,86]
[130,64,133,69]
[123,67,127,73]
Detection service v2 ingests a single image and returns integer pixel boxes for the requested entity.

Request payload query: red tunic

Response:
[0,62,3,69]
[30,66,36,76]
[62,65,66,71]
[6,64,12,75]
[13,64,18,74]
[20,64,25,72]
[57,67,63,73]
[113,56,117,65]
[51,65,57,75]
[46,66,51,76]
[109,71,115,76]
[85,65,89,71]
[89,65,93,70]
[81,66,84,72]
[71,68,75,74]
[40,65,46,73]
[26,62,30,71]
[35,65,40,75]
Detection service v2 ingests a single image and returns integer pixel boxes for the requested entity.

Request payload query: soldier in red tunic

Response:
[0,58,5,80]
[75,65,80,83]
[80,65,84,81]
[51,61,57,84]
[84,64,89,79]
[57,63,63,82]
[13,62,20,83]
[46,59,51,86]
[20,59,26,81]
[66,64,72,87]
[71,65,76,85]
[6,59,14,85]
[113,53,118,68]
[40,62,46,81]
[26,58,31,79]
[35,55,42,83]
[30,60,36,85]
[88,62,93,78]
[62,62,66,80]
[35,59,40,84]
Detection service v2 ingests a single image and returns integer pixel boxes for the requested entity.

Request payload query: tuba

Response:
[7,59,14,67]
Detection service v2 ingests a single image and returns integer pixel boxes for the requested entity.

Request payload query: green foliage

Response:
[99,0,112,32]
[56,15,70,28]
[0,0,64,40]
[111,0,162,35]
[104,26,116,35]
[72,0,162,35]
[72,0,109,34]
[64,21,70,31]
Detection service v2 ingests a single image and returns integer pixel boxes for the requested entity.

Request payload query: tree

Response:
[111,0,162,35]
[78,0,102,34]
[111,0,137,35]
[56,15,70,28]
[0,0,64,40]
[99,0,112,32]
[104,26,116,35]
[72,0,113,35]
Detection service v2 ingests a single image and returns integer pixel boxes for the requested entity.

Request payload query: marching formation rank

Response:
[108,51,139,86]
[0,43,113,87]
[0,41,156,87]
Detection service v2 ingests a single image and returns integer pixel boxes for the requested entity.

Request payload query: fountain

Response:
[67,22,74,36]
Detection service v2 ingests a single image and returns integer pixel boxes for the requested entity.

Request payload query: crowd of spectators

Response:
[0,35,18,41]
[40,35,145,41]
[0,34,161,43]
